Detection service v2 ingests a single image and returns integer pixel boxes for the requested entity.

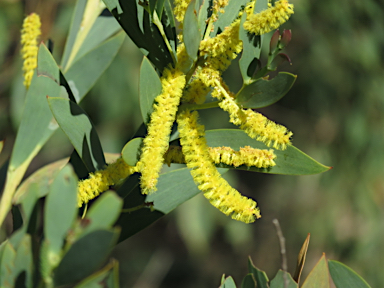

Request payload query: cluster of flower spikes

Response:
[74,0,294,222]
[21,13,41,89]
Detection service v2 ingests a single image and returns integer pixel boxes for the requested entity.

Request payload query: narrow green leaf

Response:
[103,0,173,71]
[0,140,3,154]
[156,0,166,18]
[64,31,125,102]
[328,260,371,288]
[198,0,209,34]
[213,0,249,35]
[220,276,237,288]
[139,57,162,124]
[48,97,106,172]
[236,72,297,108]
[81,191,123,236]
[269,270,298,288]
[44,165,78,254]
[241,274,256,288]
[73,15,122,64]
[205,129,330,175]
[248,257,269,288]
[0,242,16,287]
[54,228,120,286]
[121,137,143,166]
[183,0,201,60]
[61,0,88,69]
[13,234,33,288]
[301,254,330,288]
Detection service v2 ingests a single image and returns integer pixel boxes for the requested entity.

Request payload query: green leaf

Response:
[239,0,269,82]
[44,165,78,254]
[0,242,16,288]
[48,97,106,172]
[54,228,120,286]
[301,254,330,288]
[74,260,120,288]
[205,129,330,175]
[198,0,209,34]
[116,166,227,241]
[248,257,269,288]
[13,159,68,204]
[161,0,176,53]
[61,0,88,69]
[236,72,297,108]
[103,0,173,71]
[0,44,61,226]
[73,15,122,64]
[183,0,201,60]
[220,276,237,288]
[269,270,298,288]
[64,31,125,103]
[121,137,143,166]
[241,274,256,288]
[213,0,249,35]
[9,44,60,171]
[81,191,123,236]
[13,234,33,288]
[328,260,371,288]
[139,57,162,124]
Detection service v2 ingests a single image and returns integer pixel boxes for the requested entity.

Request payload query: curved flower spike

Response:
[177,110,261,223]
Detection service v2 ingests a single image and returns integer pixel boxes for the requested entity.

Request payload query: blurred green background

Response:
[0,0,383,287]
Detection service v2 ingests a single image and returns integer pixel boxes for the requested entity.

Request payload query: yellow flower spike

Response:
[215,80,292,150]
[77,158,136,207]
[244,0,294,35]
[21,13,41,89]
[139,67,186,194]
[164,145,276,169]
[177,110,261,223]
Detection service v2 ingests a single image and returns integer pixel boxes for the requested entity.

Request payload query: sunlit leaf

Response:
[301,254,330,288]
[220,276,237,288]
[121,137,143,166]
[64,31,125,102]
[248,257,269,288]
[48,97,106,172]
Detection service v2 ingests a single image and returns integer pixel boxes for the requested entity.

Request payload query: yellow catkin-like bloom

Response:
[177,110,261,223]
[243,0,294,35]
[139,67,186,194]
[219,96,292,150]
[77,158,137,207]
[164,145,276,168]
[21,13,41,89]
[173,0,192,23]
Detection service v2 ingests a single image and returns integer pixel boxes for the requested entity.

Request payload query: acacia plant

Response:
[0,0,372,287]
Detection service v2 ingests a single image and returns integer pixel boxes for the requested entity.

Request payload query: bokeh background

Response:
[0,0,383,287]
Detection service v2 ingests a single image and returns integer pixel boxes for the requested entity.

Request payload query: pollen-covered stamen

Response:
[21,13,41,89]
